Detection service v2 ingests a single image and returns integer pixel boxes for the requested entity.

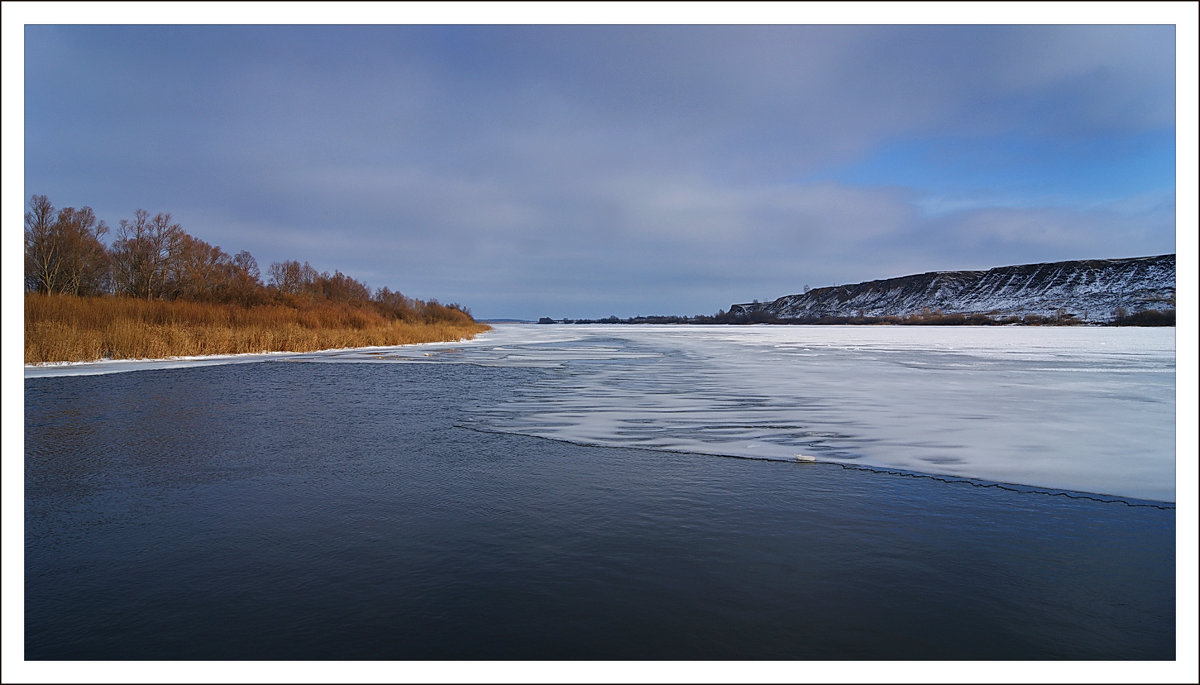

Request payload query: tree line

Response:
[23,194,474,325]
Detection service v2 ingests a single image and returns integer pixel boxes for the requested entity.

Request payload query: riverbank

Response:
[24,293,490,364]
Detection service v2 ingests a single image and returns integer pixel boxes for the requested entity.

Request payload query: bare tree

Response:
[24,195,59,293]
[374,286,416,320]
[110,209,151,298]
[227,250,264,305]
[54,206,111,296]
[168,233,230,300]
[232,250,260,283]
[110,209,184,299]
[316,270,370,303]
[24,195,111,295]
[268,260,319,295]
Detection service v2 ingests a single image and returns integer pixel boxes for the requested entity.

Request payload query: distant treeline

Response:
[540,307,1175,327]
[23,194,473,326]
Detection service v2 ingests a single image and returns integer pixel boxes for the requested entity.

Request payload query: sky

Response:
[4,7,1199,683]
[9,5,1194,321]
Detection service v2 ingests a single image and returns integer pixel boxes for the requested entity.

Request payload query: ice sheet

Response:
[455,325,1177,502]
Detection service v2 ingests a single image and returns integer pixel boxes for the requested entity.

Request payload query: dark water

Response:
[25,361,1175,660]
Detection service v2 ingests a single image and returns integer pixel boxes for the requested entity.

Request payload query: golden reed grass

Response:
[25,293,491,364]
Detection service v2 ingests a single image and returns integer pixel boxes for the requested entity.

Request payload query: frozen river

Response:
[454,324,1177,503]
[28,323,1177,502]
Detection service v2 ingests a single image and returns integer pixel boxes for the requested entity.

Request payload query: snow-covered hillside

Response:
[730,254,1175,323]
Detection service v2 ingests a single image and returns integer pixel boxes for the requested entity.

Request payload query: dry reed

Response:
[24,293,490,364]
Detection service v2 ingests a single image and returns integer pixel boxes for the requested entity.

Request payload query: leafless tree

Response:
[55,206,111,296]
[227,250,264,305]
[24,195,59,293]
[24,195,111,295]
[168,233,230,300]
[110,209,184,299]
[268,260,319,295]
[316,270,371,303]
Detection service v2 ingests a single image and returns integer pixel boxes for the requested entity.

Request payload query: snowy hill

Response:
[730,254,1175,323]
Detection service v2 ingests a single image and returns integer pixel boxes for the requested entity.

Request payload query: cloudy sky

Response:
[13,7,1188,320]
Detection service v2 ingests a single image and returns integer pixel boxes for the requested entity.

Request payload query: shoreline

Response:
[24,328,492,378]
[24,322,491,366]
[23,293,489,365]
[24,330,490,368]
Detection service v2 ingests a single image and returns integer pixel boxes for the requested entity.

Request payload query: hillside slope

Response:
[730,254,1175,323]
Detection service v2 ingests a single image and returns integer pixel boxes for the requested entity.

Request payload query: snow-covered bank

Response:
[22,334,490,378]
[731,254,1176,323]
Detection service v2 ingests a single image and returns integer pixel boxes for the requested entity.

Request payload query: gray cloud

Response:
[22,24,1179,319]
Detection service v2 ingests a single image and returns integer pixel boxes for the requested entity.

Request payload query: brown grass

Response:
[24,293,491,364]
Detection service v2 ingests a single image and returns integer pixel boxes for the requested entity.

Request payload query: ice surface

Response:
[27,324,1176,502]
[449,325,1176,502]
